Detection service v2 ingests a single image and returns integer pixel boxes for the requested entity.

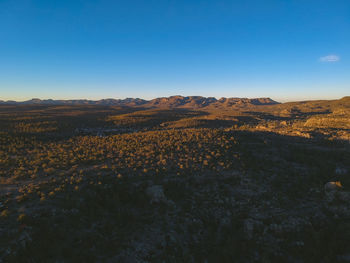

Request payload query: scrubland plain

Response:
[0,96,350,262]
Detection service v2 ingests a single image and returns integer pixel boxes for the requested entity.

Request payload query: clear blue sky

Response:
[0,0,349,101]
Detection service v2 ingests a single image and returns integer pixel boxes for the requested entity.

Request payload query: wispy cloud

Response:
[319,55,340,62]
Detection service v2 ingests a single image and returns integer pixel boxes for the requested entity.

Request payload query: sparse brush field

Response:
[0,100,350,262]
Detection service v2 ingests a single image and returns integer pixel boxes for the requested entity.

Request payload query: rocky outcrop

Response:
[324,181,343,192]
[146,185,167,204]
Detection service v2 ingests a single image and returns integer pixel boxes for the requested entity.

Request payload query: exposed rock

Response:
[324,181,342,192]
[324,181,343,203]
[18,230,32,248]
[335,166,348,175]
[243,219,262,240]
[146,185,166,204]
[243,219,255,240]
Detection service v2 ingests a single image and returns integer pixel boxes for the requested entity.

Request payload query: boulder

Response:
[324,181,342,192]
[146,185,166,204]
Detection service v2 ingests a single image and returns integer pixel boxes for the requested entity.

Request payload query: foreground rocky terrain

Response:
[0,96,349,262]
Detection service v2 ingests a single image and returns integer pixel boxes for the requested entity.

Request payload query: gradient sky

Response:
[0,0,349,101]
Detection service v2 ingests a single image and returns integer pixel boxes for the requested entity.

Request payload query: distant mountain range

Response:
[0,96,279,108]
